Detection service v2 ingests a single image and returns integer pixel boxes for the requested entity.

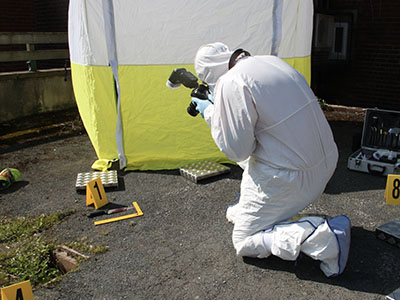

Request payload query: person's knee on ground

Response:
[226,203,240,224]
[233,230,272,258]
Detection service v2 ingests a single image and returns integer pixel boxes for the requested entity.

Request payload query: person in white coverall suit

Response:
[190,42,351,277]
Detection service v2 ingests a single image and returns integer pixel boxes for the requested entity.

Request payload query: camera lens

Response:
[187,102,199,117]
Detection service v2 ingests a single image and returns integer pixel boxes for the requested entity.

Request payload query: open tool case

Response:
[348,108,400,176]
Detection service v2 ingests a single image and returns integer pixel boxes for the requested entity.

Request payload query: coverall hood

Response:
[194,42,232,89]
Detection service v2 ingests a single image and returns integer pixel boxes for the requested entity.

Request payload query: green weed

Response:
[0,237,60,286]
[0,210,106,288]
[318,98,328,109]
[0,210,75,243]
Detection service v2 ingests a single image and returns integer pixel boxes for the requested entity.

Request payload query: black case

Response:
[347,108,400,176]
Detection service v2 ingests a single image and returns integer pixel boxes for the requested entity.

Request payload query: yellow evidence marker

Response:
[86,178,109,209]
[94,202,143,226]
[385,174,400,205]
[1,280,34,300]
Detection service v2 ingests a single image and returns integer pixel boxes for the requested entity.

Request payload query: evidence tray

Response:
[75,170,119,190]
[179,160,230,183]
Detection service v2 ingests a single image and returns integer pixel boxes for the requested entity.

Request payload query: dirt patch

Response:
[0,108,85,154]
[322,104,366,123]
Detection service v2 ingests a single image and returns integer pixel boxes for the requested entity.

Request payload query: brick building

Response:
[312,0,400,110]
[1,0,399,110]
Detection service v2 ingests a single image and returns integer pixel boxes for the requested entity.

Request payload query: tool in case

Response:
[348,108,400,176]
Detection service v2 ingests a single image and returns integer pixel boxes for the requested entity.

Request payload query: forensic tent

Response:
[68,0,314,171]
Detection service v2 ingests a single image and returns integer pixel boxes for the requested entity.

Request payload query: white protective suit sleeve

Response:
[207,75,258,163]
[203,103,214,127]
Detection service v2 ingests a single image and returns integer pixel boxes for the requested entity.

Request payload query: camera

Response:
[166,68,210,117]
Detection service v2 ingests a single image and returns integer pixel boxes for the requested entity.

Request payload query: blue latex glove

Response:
[191,97,212,118]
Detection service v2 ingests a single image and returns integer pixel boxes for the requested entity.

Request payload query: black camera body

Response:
[188,84,209,116]
[166,68,210,117]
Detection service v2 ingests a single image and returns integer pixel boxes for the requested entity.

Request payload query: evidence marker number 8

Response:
[385,175,400,205]
[392,178,400,199]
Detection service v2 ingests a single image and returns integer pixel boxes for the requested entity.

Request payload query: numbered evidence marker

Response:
[385,174,400,205]
[1,280,34,300]
[86,178,109,209]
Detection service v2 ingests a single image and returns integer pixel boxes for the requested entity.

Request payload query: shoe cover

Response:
[299,215,351,277]
[325,215,351,277]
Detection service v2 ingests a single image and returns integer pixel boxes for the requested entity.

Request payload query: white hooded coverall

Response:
[194,43,349,277]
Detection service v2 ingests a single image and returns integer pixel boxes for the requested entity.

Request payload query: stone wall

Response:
[0,69,75,122]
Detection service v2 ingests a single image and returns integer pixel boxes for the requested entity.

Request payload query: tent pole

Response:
[271,0,283,56]
[102,0,127,169]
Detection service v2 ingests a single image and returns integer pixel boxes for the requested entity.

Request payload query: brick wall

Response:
[0,0,69,72]
[34,0,69,32]
[0,0,35,32]
[0,0,68,32]
[313,0,400,110]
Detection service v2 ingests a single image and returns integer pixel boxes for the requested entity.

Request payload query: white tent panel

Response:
[113,0,275,65]
[279,0,313,58]
[295,0,314,56]
[70,0,312,66]
[70,0,306,66]
[69,0,109,66]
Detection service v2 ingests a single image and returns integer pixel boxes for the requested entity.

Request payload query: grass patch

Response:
[64,240,109,255]
[0,211,74,243]
[0,210,107,288]
[0,237,60,287]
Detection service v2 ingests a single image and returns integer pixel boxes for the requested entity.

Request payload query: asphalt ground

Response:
[1,120,400,300]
